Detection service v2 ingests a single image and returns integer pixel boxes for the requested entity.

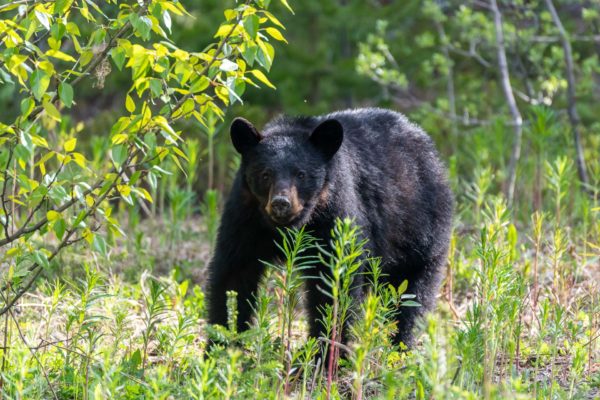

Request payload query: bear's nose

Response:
[270,196,291,217]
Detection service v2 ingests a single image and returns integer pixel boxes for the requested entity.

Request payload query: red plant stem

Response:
[326,301,338,399]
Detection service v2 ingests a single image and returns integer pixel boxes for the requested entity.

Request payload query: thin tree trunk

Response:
[545,0,590,193]
[339,0,353,108]
[490,0,523,206]
[435,21,458,139]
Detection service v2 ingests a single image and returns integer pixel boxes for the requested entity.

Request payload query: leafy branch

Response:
[0,0,287,315]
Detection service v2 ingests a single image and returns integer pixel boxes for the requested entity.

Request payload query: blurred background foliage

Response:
[4,0,598,210]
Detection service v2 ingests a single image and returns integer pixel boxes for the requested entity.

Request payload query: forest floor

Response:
[3,212,599,399]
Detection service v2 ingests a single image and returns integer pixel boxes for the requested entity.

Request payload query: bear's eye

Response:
[261,171,271,181]
[297,171,306,180]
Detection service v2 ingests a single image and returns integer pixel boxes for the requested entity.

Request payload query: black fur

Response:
[206,107,453,347]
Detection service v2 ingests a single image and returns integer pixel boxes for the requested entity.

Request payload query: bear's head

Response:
[230,117,343,227]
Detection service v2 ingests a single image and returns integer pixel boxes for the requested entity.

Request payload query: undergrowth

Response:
[0,122,599,398]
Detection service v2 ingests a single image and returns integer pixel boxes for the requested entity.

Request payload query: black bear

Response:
[206,107,453,348]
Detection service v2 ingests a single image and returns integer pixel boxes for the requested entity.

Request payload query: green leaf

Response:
[30,70,50,101]
[53,218,66,240]
[54,0,73,15]
[112,133,128,145]
[49,185,69,204]
[129,349,142,369]
[110,47,126,71]
[219,59,238,72]
[241,44,258,66]
[79,3,95,21]
[223,9,236,21]
[35,10,51,30]
[130,14,152,40]
[214,24,235,38]
[279,0,294,13]
[171,98,194,120]
[43,101,62,122]
[59,82,74,108]
[162,10,172,33]
[401,300,422,307]
[33,251,50,269]
[50,21,67,41]
[93,235,107,257]
[0,68,14,85]
[243,14,259,39]
[256,40,274,71]
[20,97,35,118]
[149,79,162,97]
[118,185,133,205]
[47,210,61,222]
[397,279,409,296]
[190,76,210,93]
[125,95,135,113]
[147,171,157,190]
[265,27,287,43]
[263,11,285,29]
[66,22,80,36]
[46,50,77,62]
[64,138,76,152]
[249,69,276,89]
[154,116,179,143]
[111,144,127,167]
[227,77,245,104]
[80,50,94,66]
[30,135,49,148]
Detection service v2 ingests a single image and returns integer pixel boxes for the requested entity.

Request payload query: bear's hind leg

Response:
[390,260,444,348]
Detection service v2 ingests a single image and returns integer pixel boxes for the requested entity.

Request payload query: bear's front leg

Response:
[304,254,366,367]
[207,254,265,333]
[206,196,274,334]
[302,217,368,367]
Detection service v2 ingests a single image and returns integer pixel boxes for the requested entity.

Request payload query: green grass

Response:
[0,137,599,398]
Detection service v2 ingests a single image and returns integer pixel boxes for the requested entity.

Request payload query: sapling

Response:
[265,227,315,393]
[140,274,169,375]
[316,218,367,395]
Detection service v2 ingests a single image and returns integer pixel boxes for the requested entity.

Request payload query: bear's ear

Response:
[309,119,344,159]
[231,117,262,154]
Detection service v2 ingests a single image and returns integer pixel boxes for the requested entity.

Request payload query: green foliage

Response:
[355,0,600,211]
[1,194,597,398]
[266,227,315,391]
[0,0,286,318]
[0,1,599,399]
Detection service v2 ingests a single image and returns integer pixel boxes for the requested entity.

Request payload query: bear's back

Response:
[323,108,453,267]
[323,108,446,192]
[262,108,436,163]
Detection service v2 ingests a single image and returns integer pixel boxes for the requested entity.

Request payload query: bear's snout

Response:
[270,195,291,218]
[265,186,304,225]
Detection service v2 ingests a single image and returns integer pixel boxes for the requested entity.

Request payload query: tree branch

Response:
[544,0,591,195]
[490,0,523,206]
[447,41,492,69]
[0,177,103,247]
[0,158,131,315]
[527,34,600,44]
[435,20,457,136]
[0,145,14,239]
